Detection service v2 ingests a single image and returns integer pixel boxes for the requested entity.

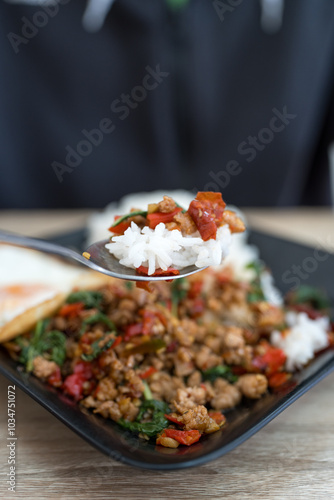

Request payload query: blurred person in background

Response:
[1,0,334,209]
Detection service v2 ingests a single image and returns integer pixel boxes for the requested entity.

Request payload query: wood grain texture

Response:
[0,209,334,500]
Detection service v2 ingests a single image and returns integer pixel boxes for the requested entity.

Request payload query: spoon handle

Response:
[0,230,109,275]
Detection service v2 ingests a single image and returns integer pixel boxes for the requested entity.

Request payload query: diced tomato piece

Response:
[147,207,182,229]
[47,366,62,388]
[252,342,286,376]
[136,266,180,277]
[63,361,94,400]
[124,322,143,341]
[73,360,93,379]
[164,429,201,446]
[58,302,84,318]
[62,373,85,400]
[208,411,226,426]
[139,366,158,379]
[268,372,291,388]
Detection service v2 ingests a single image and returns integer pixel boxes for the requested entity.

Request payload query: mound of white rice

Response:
[105,222,232,275]
[271,311,330,371]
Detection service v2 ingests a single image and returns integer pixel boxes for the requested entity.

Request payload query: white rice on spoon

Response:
[105,222,232,275]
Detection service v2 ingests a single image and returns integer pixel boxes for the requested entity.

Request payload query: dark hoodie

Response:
[1,0,334,208]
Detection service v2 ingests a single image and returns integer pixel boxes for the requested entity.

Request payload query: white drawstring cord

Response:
[82,0,116,32]
[260,0,284,34]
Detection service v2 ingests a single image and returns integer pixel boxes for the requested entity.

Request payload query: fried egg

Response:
[0,244,114,342]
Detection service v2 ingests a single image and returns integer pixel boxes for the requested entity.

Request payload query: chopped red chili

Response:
[164,429,201,446]
[136,266,180,277]
[268,372,291,388]
[139,366,158,379]
[252,342,286,376]
[47,366,62,388]
[164,414,183,425]
[208,411,226,426]
[58,302,84,318]
[187,192,226,241]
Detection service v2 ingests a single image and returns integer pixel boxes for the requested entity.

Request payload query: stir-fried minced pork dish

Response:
[4,262,333,449]
[105,191,245,276]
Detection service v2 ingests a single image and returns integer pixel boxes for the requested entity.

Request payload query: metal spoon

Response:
[0,230,206,281]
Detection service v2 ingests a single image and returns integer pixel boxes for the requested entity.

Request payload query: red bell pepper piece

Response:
[147,207,182,229]
[109,221,131,235]
[108,216,131,235]
[58,302,84,318]
[164,429,201,446]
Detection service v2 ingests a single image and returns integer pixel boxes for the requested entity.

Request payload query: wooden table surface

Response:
[0,209,334,500]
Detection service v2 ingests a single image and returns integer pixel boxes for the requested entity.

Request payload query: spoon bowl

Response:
[0,231,206,281]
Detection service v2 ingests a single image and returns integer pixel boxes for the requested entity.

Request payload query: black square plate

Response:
[0,228,333,470]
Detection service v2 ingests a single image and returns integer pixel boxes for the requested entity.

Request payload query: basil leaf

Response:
[17,320,66,372]
[246,260,265,303]
[171,277,188,316]
[66,290,103,309]
[288,285,330,310]
[202,365,238,384]
[111,211,147,228]
[118,399,170,438]
[118,415,168,438]
[136,399,170,421]
[80,312,116,335]
[81,334,118,361]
